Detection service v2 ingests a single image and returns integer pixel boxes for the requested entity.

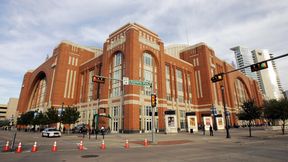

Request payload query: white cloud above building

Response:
[0,0,288,103]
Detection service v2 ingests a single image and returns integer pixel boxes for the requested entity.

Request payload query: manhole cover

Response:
[81,155,99,158]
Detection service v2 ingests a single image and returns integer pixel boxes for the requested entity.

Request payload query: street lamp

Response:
[210,104,218,131]
[59,102,64,131]
[220,85,231,138]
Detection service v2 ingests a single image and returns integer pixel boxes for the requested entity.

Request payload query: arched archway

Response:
[233,77,250,111]
[28,72,47,110]
[109,51,124,97]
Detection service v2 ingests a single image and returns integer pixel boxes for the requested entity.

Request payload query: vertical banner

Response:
[187,116,198,132]
[216,117,225,130]
[203,117,212,130]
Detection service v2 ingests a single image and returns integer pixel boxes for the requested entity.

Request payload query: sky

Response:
[0,0,288,104]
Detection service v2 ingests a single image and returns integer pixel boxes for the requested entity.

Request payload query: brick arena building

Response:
[17,23,263,133]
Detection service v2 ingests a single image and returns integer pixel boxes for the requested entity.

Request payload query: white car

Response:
[42,128,61,137]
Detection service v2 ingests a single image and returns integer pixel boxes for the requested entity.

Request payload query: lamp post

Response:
[59,102,64,132]
[220,85,231,138]
[210,104,218,131]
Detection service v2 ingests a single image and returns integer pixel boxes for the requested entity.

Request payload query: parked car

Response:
[42,128,61,137]
[72,124,88,133]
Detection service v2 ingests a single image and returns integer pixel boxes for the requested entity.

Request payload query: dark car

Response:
[72,124,88,133]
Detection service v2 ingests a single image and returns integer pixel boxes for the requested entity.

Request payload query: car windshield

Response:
[47,128,57,131]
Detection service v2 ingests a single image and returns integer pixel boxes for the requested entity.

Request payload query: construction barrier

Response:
[16,142,22,153]
[124,139,129,149]
[100,140,106,150]
[51,141,57,152]
[79,140,84,151]
[31,141,37,152]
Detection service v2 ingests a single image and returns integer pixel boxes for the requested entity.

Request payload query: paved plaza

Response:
[0,128,288,162]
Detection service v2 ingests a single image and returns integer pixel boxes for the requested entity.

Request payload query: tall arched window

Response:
[29,74,47,109]
[110,52,123,97]
[143,52,154,95]
[234,79,249,109]
[141,52,158,133]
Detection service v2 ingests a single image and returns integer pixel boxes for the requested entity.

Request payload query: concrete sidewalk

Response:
[58,128,288,148]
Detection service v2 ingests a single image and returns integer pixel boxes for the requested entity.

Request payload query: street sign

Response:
[129,80,152,86]
[123,77,129,85]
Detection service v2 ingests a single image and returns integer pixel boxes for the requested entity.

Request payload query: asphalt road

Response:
[0,128,288,162]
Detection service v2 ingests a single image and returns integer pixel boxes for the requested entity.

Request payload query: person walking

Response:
[209,125,214,136]
[100,126,105,139]
[202,124,205,135]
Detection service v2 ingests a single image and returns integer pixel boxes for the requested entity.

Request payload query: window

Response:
[111,52,123,97]
[143,52,154,96]
[176,69,183,92]
[179,110,186,130]
[145,106,152,116]
[177,82,183,92]
[234,79,248,108]
[144,53,152,66]
[165,65,171,100]
[29,74,47,109]
[87,70,94,101]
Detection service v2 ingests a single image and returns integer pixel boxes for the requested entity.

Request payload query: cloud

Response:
[1,0,288,104]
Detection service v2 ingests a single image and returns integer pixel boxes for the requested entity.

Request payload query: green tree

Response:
[0,120,10,127]
[45,107,59,125]
[264,98,288,135]
[61,106,80,134]
[237,100,262,137]
[19,111,35,126]
[263,99,278,125]
[32,111,49,131]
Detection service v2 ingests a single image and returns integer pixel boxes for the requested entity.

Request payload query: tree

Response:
[237,100,262,137]
[45,107,59,125]
[32,111,49,130]
[263,99,278,125]
[61,106,80,134]
[278,98,288,134]
[0,120,10,127]
[18,111,35,126]
[264,98,288,135]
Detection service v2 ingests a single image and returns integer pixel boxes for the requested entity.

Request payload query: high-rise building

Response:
[17,23,263,133]
[231,46,283,100]
[251,49,283,100]
[230,46,258,80]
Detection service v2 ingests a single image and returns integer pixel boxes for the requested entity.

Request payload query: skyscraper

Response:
[231,46,283,100]
[230,46,258,80]
[251,49,283,100]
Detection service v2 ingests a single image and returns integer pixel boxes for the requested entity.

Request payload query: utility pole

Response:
[151,93,157,144]
[221,85,230,138]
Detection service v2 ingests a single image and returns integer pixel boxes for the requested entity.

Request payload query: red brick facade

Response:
[17,23,263,133]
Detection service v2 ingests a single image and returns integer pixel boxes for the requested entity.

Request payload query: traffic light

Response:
[92,75,105,83]
[250,61,268,72]
[211,73,224,83]
[151,94,157,107]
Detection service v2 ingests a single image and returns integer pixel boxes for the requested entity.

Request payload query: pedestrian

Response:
[209,125,214,136]
[202,124,205,135]
[100,126,105,139]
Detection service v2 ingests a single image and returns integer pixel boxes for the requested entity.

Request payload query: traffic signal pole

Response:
[151,92,157,144]
[211,53,288,139]
[222,53,288,75]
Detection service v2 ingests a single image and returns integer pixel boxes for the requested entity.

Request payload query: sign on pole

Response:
[123,77,129,85]
[129,80,152,87]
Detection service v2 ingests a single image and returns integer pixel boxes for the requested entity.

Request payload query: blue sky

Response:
[0,0,288,104]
